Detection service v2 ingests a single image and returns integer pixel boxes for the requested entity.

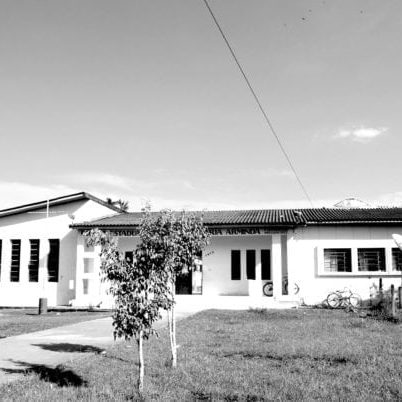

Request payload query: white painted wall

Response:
[202,235,273,296]
[73,224,402,309]
[0,200,117,307]
[287,225,402,305]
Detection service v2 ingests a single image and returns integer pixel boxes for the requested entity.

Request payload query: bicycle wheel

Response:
[327,292,341,308]
[348,294,362,308]
[263,281,273,297]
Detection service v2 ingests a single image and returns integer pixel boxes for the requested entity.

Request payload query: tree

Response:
[106,197,129,212]
[85,228,173,394]
[138,208,210,367]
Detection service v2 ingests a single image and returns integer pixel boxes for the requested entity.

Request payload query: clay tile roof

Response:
[71,207,402,229]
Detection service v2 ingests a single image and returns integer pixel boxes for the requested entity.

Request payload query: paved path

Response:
[0,309,196,386]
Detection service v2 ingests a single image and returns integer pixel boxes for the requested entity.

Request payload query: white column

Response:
[39,238,50,296]
[75,236,85,304]
[272,234,282,299]
[1,239,11,283]
[94,245,102,299]
[20,239,30,283]
[247,251,262,297]
[351,247,358,273]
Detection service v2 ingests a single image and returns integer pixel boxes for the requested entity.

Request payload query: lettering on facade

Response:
[79,229,139,237]
[80,227,285,237]
[208,227,286,236]
[108,229,140,237]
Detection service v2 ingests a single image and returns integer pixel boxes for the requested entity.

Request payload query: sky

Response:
[0,0,401,211]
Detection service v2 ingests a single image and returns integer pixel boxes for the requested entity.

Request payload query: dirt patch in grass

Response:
[221,350,357,365]
[0,309,111,338]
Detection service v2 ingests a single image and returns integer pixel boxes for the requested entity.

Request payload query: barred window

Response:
[392,248,402,271]
[28,239,40,282]
[358,248,385,272]
[10,240,21,282]
[324,249,352,272]
[47,239,60,282]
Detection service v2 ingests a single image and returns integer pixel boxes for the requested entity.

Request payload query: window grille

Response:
[392,248,402,271]
[324,249,352,272]
[28,239,40,282]
[10,240,21,282]
[358,248,385,272]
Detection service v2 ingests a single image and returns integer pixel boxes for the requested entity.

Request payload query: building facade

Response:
[1,194,402,308]
[71,209,402,309]
[0,193,120,307]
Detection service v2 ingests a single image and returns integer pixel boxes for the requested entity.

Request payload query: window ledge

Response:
[318,272,401,278]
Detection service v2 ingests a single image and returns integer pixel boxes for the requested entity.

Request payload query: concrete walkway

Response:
[0,309,196,386]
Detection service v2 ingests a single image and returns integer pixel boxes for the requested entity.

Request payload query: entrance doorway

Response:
[175,263,203,295]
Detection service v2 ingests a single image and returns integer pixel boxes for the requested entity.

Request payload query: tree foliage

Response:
[106,198,129,212]
[138,207,210,366]
[85,228,173,393]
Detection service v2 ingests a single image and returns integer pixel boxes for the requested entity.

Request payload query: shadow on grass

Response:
[33,343,104,353]
[3,361,86,387]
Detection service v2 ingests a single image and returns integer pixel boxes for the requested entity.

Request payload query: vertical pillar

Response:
[39,238,50,296]
[20,239,30,284]
[271,234,282,299]
[1,239,11,283]
[75,235,85,304]
[248,251,262,297]
[94,245,102,299]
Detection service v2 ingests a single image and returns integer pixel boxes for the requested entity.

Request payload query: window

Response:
[83,278,89,295]
[358,248,385,272]
[10,240,21,282]
[392,248,402,271]
[246,250,256,280]
[83,258,94,273]
[261,249,271,280]
[231,250,241,280]
[324,249,352,272]
[28,239,40,282]
[47,239,60,282]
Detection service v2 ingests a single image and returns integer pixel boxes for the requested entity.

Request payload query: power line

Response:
[201,0,314,207]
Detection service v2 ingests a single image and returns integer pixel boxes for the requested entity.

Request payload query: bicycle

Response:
[326,288,362,309]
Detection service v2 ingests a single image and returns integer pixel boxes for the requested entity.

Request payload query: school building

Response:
[0,192,401,309]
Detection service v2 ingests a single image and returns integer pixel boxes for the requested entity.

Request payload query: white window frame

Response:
[317,243,400,277]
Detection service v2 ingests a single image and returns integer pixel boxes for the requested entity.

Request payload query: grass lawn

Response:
[0,309,111,338]
[1,308,402,401]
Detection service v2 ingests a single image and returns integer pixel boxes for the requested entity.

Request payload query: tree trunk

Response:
[167,281,177,368]
[171,282,177,367]
[167,302,174,360]
[137,330,144,394]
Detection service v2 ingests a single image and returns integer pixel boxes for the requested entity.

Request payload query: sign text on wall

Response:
[208,227,286,236]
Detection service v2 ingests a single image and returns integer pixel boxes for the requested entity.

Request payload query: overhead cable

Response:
[202,0,314,207]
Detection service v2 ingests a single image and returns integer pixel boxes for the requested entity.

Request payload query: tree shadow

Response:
[2,361,86,387]
[33,343,105,353]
